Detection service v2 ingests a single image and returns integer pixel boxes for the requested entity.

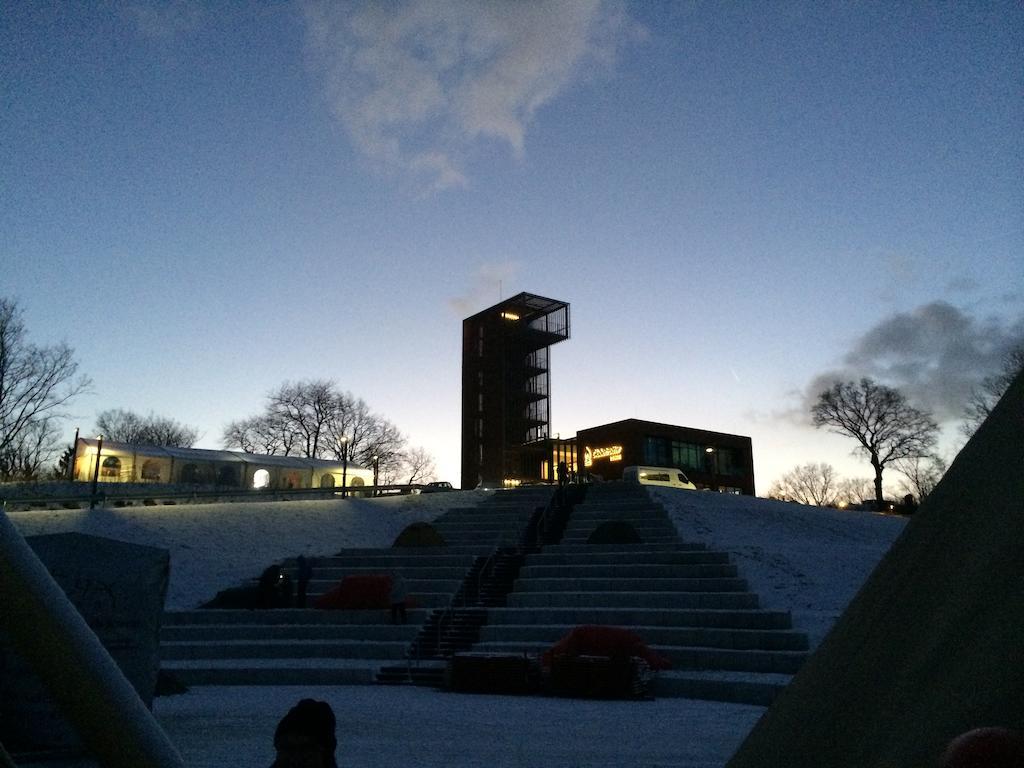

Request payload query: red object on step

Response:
[542,625,672,670]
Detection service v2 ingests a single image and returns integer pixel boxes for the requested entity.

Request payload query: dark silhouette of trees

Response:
[812,378,938,510]
[895,454,946,504]
[95,408,199,447]
[768,463,839,506]
[0,298,91,481]
[223,379,435,483]
[962,346,1024,438]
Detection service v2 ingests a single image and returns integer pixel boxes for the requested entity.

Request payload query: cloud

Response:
[448,261,521,316]
[302,1,641,191]
[800,302,1024,423]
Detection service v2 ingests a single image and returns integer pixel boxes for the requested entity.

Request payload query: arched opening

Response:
[140,459,162,482]
[349,477,365,487]
[252,469,270,489]
[217,465,240,487]
[101,456,121,480]
[319,473,336,488]
[282,471,302,489]
[181,463,211,484]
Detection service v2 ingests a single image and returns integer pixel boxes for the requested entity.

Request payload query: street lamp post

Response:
[372,455,379,496]
[341,436,349,499]
[705,446,718,492]
[90,435,104,510]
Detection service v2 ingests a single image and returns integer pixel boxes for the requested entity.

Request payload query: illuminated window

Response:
[252,469,270,489]
[100,456,121,479]
[141,459,161,482]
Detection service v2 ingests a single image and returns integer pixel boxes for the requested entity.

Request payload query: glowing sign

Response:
[500,312,520,321]
[584,445,623,467]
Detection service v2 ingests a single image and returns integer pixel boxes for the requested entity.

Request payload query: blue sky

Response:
[3,1,1022,493]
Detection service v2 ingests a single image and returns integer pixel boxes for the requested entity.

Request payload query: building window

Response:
[252,469,270,489]
[671,441,704,472]
[643,437,669,466]
[140,459,161,482]
[217,466,240,487]
[320,473,335,488]
[100,456,121,479]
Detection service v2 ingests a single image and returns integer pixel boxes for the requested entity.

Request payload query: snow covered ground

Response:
[7,486,907,767]
[652,489,908,649]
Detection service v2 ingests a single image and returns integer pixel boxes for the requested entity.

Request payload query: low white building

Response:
[72,438,373,491]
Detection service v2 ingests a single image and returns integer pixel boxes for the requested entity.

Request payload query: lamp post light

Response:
[372,455,379,496]
[341,436,349,499]
[704,446,718,492]
[90,435,104,510]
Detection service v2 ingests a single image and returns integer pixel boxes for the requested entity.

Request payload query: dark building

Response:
[461,293,570,489]
[576,419,756,495]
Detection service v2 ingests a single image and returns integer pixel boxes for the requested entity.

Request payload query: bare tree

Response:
[267,380,340,458]
[962,345,1024,437]
[402,446,437,485]
[96,408,198,447]
[895,454,946,504]
[0,298,91,481]
[358,417,405,485]
[812,378,939,510]
[767,463,838,506]
[834,477,875,508]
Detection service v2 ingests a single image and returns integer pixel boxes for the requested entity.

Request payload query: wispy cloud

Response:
[302,0,641,191]
[799,302,1024,423]
[448,261,521,316]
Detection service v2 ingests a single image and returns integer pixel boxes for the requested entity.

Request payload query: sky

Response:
[3,1,1022,494]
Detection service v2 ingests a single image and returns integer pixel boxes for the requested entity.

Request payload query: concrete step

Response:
[476,624,809,651]
[518,563,739,579]
[486,606,792,630]
[544,543,696,553]
[285,555,478,568]
[567,509,673,521]
[164,609,432,626]
[525,551,729,566]
[161,658,385,686]
[512,577,747,593]
[654,670,792,706]
[470,641,808,674]
[161,624,420,642]
[307,578,462,595]
[161,639,412,661]
[558,536,681,545]
[506,591,761,609]
[304,566,473,580]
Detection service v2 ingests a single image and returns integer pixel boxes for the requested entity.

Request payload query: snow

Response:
[6,486,906,767]
[651,488,907,648]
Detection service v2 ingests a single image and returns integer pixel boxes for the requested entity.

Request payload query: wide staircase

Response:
[469,483,810,705]
[161,484,810,704]
[159,488,551,686]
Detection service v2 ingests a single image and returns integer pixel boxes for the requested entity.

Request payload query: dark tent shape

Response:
[392,522,446,548]
[587,521,642,545]
[726,372,1024,768]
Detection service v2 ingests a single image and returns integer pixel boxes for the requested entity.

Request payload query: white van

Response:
[622,466,697,490]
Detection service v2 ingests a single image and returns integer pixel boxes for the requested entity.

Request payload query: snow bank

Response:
[8,492,488,609]
[652,488,908,648]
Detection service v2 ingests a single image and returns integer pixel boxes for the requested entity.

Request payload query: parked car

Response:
[621,466,696,490]
[421,481,455,493]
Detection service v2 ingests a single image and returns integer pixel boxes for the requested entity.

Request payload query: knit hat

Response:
[274,699,337,765]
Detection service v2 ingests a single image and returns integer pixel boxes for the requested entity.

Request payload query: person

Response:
[940,727,1024,768]
[258,565,293,609]
[295,555,313,608]
[556,460,568,487]
[271,698,338,768]
[390,570,407,625]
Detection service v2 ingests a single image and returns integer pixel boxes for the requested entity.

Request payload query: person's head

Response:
[272,699,337,768]
[940,727,1024,768]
